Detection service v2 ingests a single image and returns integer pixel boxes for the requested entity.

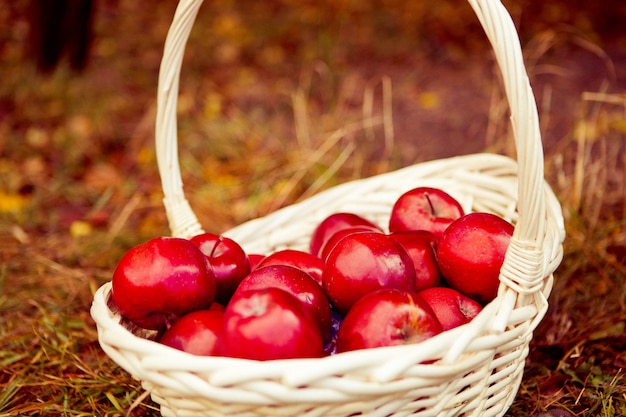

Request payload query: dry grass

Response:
[508,90,626,417]
[1,1,625,416]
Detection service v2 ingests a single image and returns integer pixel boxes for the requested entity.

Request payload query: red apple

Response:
[159,308,224,356]
[389,230,444,292]
[207,302,226,312]
[111,237,216,330]
[232,264,332,340]
[436,212,514,304]
[322,232,416,314]
[335,289,442,352]
[190,233,251,304]
[319,227,381,262]
[417,287,483,331]
[255,249,325,286]
[247,253,266,271]
[310,212,383,257]
[389,187,464,240]
[221,287,326,360]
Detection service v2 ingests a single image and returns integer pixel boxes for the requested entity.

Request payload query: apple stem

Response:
[210,236,224,258]
[424,192,436,216]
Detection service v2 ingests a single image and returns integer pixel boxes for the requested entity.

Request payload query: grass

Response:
[509,89,626,417]
[1,1,625,416]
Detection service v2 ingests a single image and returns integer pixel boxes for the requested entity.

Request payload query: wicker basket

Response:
[90,0,565,415]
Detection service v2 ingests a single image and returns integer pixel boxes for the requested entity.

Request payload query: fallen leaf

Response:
[70,220,92,237]
[0,191,28,213]
[418,92,440,110]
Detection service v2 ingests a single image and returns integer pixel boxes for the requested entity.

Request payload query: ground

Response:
[0,1,625,416]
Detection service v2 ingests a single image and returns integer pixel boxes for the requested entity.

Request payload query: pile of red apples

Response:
[111,187,514,360]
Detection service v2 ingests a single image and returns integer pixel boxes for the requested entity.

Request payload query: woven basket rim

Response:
[93,273,503,371]
[91,152,563,384]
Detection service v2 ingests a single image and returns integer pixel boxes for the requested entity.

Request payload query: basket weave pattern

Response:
[90,0,566,415]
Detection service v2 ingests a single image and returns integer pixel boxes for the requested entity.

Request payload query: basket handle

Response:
[466,0,549,308]
[155,0,548,294]
[155,0,205,239]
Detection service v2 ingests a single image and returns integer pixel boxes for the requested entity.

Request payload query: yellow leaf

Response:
[609,117,626,134]
[418,92,440,110]
[203,93,222,120]
[137,146,155,166]
[0,192,28,213]
[70,221,92,238]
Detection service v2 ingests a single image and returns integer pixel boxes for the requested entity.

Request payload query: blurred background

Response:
[1,0,624,237]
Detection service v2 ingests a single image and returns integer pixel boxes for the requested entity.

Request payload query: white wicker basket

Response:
[90,0,565,415]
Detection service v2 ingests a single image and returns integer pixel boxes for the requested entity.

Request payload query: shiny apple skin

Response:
[247,253,266,271]
[336,289,443,352]
[232,264,331,340]
[389,230,444,292]
[159,308,224,356]
[417,287,483,331]
[388,187,464,240]
[319,227,381,262]
[310,212,383,258]
[256,249,325,286]
[111,237,216,330]
[221,288,326,360]
[436,212,514,304]
[322,232,416,314]
[190,233,251,304]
